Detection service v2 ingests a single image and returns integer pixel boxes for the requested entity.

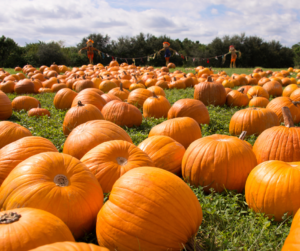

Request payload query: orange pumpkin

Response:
[147,86,166,96]
[81,140,154,193]
[96,167,203,251]
[0,80,15,93]
[226,89,249,107]
[248,97,269,108]
[182,134,257,193]
[138,136,185,174]
[99,80,117,93]
[74,79,94,92]
[12,96,40,111]
[63,120,132,159]
[14,79,35,94]
[28,107,51,117]
[127,88,153,108]
[290,88,300,102]
[72,89,106,111]
[51,83,67,92]
[0,91,12,120]
[101,93,122,103]
[262,81,283,97]
[149,117,202,149]
[0,208,75,251]
[108,83,130,101]
[29,242,110,251]
[247,86,269,100]
[282,209,300,250]
[53,88,78,110]
[283,84,298,97]
[143,93,171,119]
[168,77,186,89]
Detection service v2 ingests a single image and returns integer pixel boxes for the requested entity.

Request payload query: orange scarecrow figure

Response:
[78,39,101,65]
[222,45,242,68]
[158,42,178,66]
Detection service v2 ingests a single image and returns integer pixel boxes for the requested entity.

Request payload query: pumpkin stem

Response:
[239,131,247,140]
[282,107,294,128]
[77,100,84,107]
[152,92,158,98]
[123,71,127,75]
[184,237,204,251]
[120,83,123,91]
[207,76,213,82]
[0,212,21,224]
[292,101,300,107]
[173,77,177,81]
[238,88,245,94]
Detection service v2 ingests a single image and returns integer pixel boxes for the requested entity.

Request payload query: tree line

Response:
[0,33,298,68]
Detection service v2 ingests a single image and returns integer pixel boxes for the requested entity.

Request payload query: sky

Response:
[1,0,299,47]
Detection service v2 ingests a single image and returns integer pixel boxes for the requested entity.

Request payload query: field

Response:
[3,67,298,250]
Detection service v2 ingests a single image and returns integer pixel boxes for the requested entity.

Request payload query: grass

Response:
[3,67,296,250]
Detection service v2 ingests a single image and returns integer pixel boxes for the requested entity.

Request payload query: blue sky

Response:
[1,0,299,47]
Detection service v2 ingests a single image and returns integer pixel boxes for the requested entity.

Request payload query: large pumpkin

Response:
[14,79,35,94]
[63,101,104,136]
[138,135,185,174]
[102,100,142,128]
[81,140,154,193]
[29,242,110,251]
[148,117,202,149]
[245,161,300,221]
[253,107,300,163]
[282,209,300,250]
[0,136,58,185]
[63,120,132,159]
[194,77,226,106]
[182,134,257,193]
[74,79,94,92]
[0,208,75,251]
[96,167,203,251]
[72,89,106,111]
[127,88,153,108]
[53,88,78,110]
[0,91,12,120]
[167,99,210,125]
[0,152,104,239]
[229,107,279,136]
[143,93,171,119]
[12,96,40,111]
[0,121,32,149]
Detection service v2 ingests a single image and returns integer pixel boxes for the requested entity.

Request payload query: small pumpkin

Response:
[262,81,283,97]
[168,77,186,89]
[53,88,78,110]
[14,79,35,94]
[108,83,129,101]
[99,80,117,93]
[127,88,153,108]
[28,105,51,117]
[147,85,166,96]
[72,89,106,111]
[74,79,94,92]
[247,86,269,100]
[226,89,249,107]
[51,83,67,92]
[0,80,15,93]
[143,93,171,119]
[29,242,110,251]
[101,93,122,103]
[12,96,40,111]
[248,96,269,108]
[283,84,298,97]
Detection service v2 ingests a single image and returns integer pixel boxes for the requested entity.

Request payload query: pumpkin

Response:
[226,89,249,107]
[127,88,153,108]
[0,136,58,185]
[182,75,194,88]
[248,97,269,108]
[0,91,12,120]
[290,88,300,102]
[283,84,298,97]
[39,88,53,93]
[51,83,67,92]
[81,140,154,193]
[258,77,270,86]
[129,82,145,91]
[102,100,142,128]
[222,79,234,88]
[63,101,104,136]
[155,79,169,89]
[246,74,258,85]
[266,97,300,123]
[282,77,292,86]
[262,81,283,97]
[72,89,106,111]
[238,85,254,95]
[247,86,269,99]
[96,167,203,251]
[0,80,15,93]
[182,134,257,193]
[28,106,51,117]
[99,80,117,93]
[253,107,300,163]
[83,88,104,96]
[12,96,40,111]
[225,87,232,95]
[108,83,129,101]
[0,121,31,149]
[0,152,103,239]
[167,99,210,125]
[147,86,166,96]
[229,107,279,136]
[145,77,157,87]
[167,62,176,68]
[0,208,75,251]
[74,79,94,92]
[29,242,110,251]
[138,136,185,174]
[245,161,300,222]
[14,79,35,94]
[194,77,226,106]
[31,78,43,93]
[168,77,186,89]
[53,88,78,110]
[143,93,171,119]
[101,93,122,103]
[149,117,202,149]
[63,120,132,159]
[282,209,300,250]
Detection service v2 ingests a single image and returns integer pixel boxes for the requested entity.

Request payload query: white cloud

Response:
[0,0,299,47]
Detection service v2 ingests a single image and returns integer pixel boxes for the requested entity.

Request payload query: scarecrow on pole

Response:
[157,42,178,66]
[78,39,101,65]
[222,45,242,68]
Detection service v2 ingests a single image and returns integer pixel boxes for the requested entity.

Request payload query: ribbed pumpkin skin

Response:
[0,136,58,185]
[143,95,171,119]
[262,81,283,97]
[0,80,15,93]
[74,80,94,92]
[0,121,31,149]
[245,161,300,222]
[0,152,104,239]
[54,88,78,110]
[253,126,300,163]
[81,140,154,193]
[29,242,110,251]
[14,79,35,94]
[226,90,249,107]
[0,91,12,120]
[138,136,185,174]
[0,208,75,251]
[102,100,142,127]
[149,117,202,149]
[182,134,257,193]
[248,97,269,107]
[96,167,203,251]
[247,86,270,99]
[63,103,104,136]
[108,86,130,101]
[290,88,300,102]
[127,88,153,108]
[28,108,51,117]
[282,209,300,250]
[147,86,166,96]
[282,84,298,97]
[229,108,279,136]
[72,90,106,111]
[266,97,300,123]
[99,80,117,93]
[12,96,40,111]
[63,120,133,159]
[101,93,122,103]
[194,82,226,106]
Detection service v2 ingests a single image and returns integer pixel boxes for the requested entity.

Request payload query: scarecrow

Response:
[222,45,242,68]
[78,39,101,65]
[158,42,178,66]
